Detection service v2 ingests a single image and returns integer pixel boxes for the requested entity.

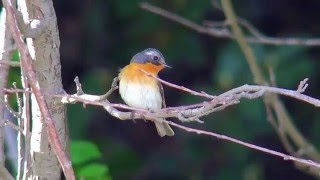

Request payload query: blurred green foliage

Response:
[71,141,111,180]
[4,0,320,179]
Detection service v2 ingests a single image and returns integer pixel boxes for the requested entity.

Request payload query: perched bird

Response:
[118,48,174,137]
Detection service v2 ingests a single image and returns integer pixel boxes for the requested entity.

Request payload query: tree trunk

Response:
[17,0,68,179]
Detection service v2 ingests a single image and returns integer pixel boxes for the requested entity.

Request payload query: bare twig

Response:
[221,0,264,84]
[0,5,15,179]
[139,71,320,108]
[237,18,266,38]
[297,78,309,93]
[265,102,295,154]
[64,78,320,169]
[203,17,265,38]
[96,77,119,101]
[221,1,320,177]
[139,69,215,99]
[0,119,23,132]
[219,84,320,107]
[139,2,320,46]
[3,77,320,170]
[4,80,320,118]
[0,60,20,67]
[20,61,31,178]
[0,95,20,118]
[74,76,84,95]
[13,82,24,180]
[166,120,320,169]
[2,88,31,94]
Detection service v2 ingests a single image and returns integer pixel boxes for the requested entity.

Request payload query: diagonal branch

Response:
[139,69,215,99]
[139,2,320,46]
[220,0,320,177]
[0,60,20,67]
[166,120,320,169]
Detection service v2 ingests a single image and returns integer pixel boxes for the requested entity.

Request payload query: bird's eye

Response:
[153,56,159,61]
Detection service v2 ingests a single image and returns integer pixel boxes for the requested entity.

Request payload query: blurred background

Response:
[5,0,320,179]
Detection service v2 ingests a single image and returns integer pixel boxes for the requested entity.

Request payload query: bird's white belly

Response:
[119,82,162,111]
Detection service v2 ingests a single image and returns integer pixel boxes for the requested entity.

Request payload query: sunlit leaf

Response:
[78,163,111,180]
[71,141,102,165]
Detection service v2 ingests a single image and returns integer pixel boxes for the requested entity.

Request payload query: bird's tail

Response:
[154,119,174,137]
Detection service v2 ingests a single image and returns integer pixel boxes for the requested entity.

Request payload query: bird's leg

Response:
[144,108,155,122]
[130,111,137,123]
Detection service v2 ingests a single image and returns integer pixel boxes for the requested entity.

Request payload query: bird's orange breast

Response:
[119,63,164,84]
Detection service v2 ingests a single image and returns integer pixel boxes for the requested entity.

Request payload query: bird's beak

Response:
[163,64,172,68]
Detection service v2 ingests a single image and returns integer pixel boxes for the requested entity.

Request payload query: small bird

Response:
[118,48,174,137]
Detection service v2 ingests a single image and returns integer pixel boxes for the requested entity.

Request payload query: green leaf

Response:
[78,163,111,180]
[11,50,20,61]
[71,141,102,165]
[114,0,140,18]
[214,42,251,88]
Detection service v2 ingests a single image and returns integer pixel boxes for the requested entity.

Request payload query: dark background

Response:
[5,0,320,179]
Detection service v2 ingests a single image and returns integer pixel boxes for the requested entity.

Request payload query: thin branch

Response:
[203,18,266,39]
[2,88,31,94]
[3,77,320,170]
[0,4,15,179]
[297,78,309,93]
[265,102,295,154]
[65,78,320,169]
[20,60,31,179]
[139,69,215,99]
[221,1,320,177]
[4,79,320,118]
[237,17,266,38]
[219,84,320,107]
[0,119,23,132]
[13,82,24,180]
[139,2,232,38]
[3,76,320,170]
[0,95,20,118]
[221,0,264,84]
[0,60,20,67]
[139,2,320,46]
[140,71,320,108]
[166,120,320,169]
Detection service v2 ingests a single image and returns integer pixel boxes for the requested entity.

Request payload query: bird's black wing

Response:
[158,81,166,108]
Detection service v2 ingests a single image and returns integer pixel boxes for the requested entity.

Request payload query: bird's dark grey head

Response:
[131,48,167,66]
